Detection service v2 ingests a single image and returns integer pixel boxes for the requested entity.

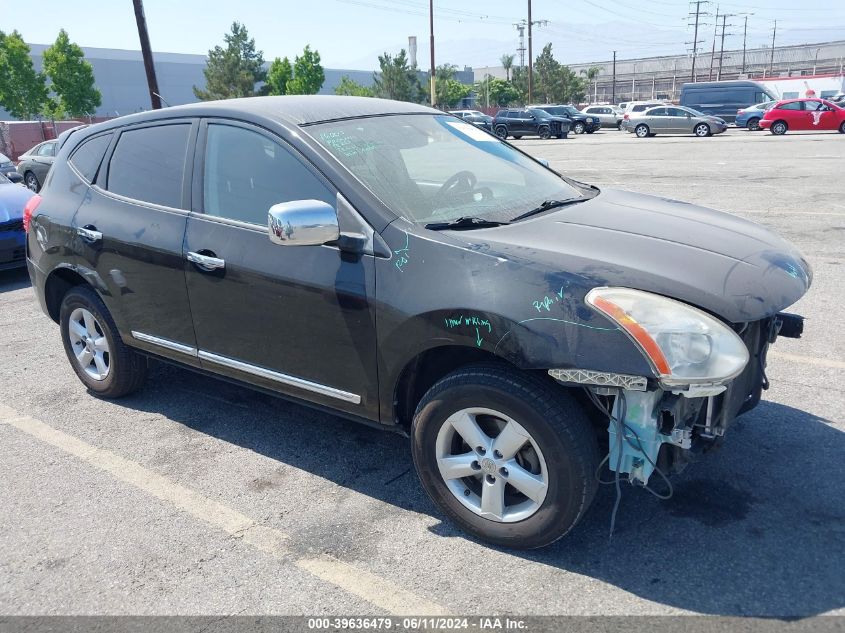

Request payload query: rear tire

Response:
[635,124,650,138]
[411,364,599,549]
[512,135,522,139]
[746,117,761,131]
[495,125,508,139]
[59,286,148,398]
[771,120,788,135]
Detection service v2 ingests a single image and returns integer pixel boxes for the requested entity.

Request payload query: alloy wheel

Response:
[435,407,548,523]
[67,307,111,381]
[24,173,39,192]
[635,125,649,138]
[695,123,710,137]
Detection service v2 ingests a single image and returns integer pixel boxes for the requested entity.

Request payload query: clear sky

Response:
[3,0,844,69]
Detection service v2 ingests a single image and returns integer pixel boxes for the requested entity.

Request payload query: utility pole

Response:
[132,0,161,110]
[514,22,526,68]
[611,50,617,104]
[740,14,753,74]
[717,14,734,81]
[527,0,533,103]
[429,0,436,107]
[688,0,709,82]
[769,20,777,76]
[709,5,719,80]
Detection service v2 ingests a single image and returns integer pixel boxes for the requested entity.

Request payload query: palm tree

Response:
[580,65,602,102]
[500,54,515,82]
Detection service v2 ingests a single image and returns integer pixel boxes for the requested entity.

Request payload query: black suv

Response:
[530,105,601,134]
[492,108,571,140]
[25,96,809,549]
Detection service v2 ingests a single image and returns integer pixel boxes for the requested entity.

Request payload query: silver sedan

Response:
[622,105,728,138]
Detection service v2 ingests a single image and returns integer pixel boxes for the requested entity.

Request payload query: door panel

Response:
[73,120,198,363]
[184,120,378,416]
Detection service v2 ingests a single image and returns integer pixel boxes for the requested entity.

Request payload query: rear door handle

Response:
[77,226,102,242]
[187,251,225,271]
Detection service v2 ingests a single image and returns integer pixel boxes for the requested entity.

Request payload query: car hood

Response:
[469,188,811,322]
[0,183,35,222]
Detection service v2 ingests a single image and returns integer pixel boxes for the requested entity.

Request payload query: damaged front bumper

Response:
[550,312,804,485]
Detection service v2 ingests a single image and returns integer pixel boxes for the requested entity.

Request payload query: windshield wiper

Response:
[510,198,586,222]
[425,216,510,230]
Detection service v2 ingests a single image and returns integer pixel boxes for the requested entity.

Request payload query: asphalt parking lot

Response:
[1,127,843,619]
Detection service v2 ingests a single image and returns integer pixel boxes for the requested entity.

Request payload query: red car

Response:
[760,98,845,135]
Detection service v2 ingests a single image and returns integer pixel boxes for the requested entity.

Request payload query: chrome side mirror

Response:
[268,200,339,247]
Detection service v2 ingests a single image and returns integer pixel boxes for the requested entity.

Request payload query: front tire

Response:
[60,286,148,398]
[635,124,650,138]
[771,120,788,135]
[411,365,599,549]
[573,122,586,134]
[538,126,551,140]
[694,122,711,137]
[839,121,845,134]
[24,171,40,192]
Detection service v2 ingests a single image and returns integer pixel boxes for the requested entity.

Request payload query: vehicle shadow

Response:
[0,267,32,293]
[122,362,844,617]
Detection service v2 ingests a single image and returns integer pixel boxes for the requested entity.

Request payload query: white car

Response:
[582,105,624,129]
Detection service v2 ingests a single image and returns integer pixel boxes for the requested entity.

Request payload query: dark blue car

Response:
[735,101,776,131]
[0,172,35,270]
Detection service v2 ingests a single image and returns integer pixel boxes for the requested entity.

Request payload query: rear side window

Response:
[69,134,112,183]
[37,143,57,157]
[202,124,333,226]
[107,124,190,209]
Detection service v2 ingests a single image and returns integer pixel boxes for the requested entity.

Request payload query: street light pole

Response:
[527,0,533,103]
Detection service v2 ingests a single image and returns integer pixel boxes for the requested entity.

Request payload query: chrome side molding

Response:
[131,331,197,356]
[199,350,361,404]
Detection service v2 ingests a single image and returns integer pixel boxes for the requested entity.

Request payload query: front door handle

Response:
[187,251,225,271]
[77,226,102,242]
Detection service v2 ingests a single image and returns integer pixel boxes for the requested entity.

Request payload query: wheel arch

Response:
[393,344,531,432]
[44,266,91,323]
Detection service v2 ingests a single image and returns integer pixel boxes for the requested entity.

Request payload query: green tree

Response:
[532,44,588,104]
[285,46,324,95]
[372,50,422,102]
[433,64,470,107]
[334,76,373,97]
[475,76,521,107]
[194,22,266,100]
[500,53,515,82]
[0,30,48,119]
[265,57,292,95]
[41,30,100,118]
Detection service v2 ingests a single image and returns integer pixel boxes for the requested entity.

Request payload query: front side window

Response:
[107,124,190,208]
[69,134,112,183]
[777,102,802,111]
[310,114,584,225]
[203,124,333,226]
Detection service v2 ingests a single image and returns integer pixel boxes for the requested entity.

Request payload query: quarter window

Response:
[107,124,190,208]
[202,124,333,226]
[69,134,112,183]
[37,142,56,157]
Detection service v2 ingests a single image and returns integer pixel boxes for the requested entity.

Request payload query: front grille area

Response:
[550,121,561,135]
[0,219,24,232]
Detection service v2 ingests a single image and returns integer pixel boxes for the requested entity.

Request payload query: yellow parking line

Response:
[0,404,447,616]
[769,351,845,370]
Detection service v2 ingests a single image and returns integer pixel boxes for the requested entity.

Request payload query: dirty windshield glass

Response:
[309,114,582,224]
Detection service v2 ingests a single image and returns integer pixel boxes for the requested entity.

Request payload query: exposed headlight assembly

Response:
[586,287,749,389]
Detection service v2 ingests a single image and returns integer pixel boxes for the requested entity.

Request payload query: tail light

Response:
[623,113,629,120]
[737,109,744,114]
[23,194,41,232]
